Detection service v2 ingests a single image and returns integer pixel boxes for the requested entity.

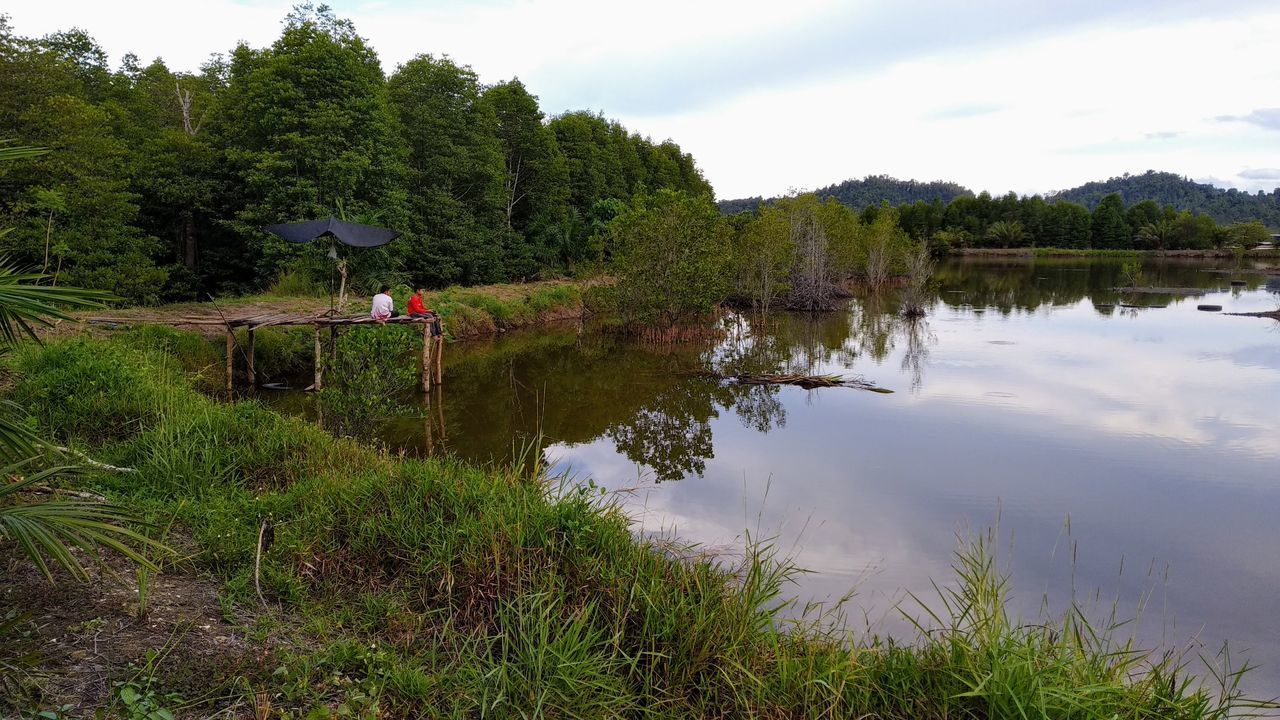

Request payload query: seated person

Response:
[407,286,442,336]
[371,285,398,323]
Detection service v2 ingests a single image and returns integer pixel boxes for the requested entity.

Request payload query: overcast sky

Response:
[9,0,1280,200]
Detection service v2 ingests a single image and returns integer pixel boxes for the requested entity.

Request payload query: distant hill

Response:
[718,175,972,215]
[1045,171,1280,228]
[720,170,1280,228]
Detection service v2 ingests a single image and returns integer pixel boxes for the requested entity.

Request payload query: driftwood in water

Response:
[1226,310,1280,320]
[1112,287,1206,295]
[691,370,892,393]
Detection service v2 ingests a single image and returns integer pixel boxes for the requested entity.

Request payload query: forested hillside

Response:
[1046,170,1280,228]
[0,7,712,303]
[719,175,971,215]
[723,171,1280,231]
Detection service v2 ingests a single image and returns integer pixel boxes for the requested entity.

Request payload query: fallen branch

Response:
[54,446,135,474]
[692,371,893,393]
[1112,287,1206,295]
[1225,310,1280,320]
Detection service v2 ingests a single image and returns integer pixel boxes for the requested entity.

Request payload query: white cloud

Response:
[7,1,1280,199]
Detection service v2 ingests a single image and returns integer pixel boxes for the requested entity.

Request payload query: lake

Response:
[275,257,1280,696]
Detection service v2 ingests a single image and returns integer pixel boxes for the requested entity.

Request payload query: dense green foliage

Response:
[596,190,733,325]
[3,334,1263,717]
[0,7,711,303]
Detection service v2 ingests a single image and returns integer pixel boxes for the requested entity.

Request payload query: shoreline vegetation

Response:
[3,333,1272,717]
[955,247,1280,258]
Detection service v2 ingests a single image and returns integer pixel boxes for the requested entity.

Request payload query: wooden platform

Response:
[88,311,445,393]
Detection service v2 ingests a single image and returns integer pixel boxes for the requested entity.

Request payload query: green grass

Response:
[431,283,585,338]
[3,333,1271,718]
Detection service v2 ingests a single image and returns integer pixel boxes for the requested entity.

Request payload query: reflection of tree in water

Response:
[607,393,718,482]
[933,257,1227,315]
[900,316,935,392]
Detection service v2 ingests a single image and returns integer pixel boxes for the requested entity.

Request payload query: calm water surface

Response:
[280,258,1280,694]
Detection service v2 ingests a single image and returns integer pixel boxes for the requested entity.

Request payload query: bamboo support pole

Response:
[247,328,256,386]
[225,330,234,392]
[313,325,324,391]
[330,326,338,362]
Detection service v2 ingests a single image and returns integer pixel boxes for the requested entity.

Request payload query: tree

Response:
[601,190,732,327]
[480,79,571,273]
[1042,201,1091,248]
[1223,221,1272,249]
[389,54,506,286]
[1134,219,1174,252]
[1090,193,1130,249]
[0,29,170,303]
[213,6,408,285]
[985,220,1028,248]
[734,203,792,314]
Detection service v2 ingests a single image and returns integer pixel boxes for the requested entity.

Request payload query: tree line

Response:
[722,173,1280,249]
[0,6,712,304]
[889,191,1272,251]
[727,187,1272,253]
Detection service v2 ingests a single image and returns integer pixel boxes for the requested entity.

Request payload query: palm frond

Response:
[0,467,165,583]
[0,260,114,345]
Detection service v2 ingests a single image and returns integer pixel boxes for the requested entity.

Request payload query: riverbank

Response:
[1,333,1265,717]
[66,278,591,342]
[957,247,1280,258]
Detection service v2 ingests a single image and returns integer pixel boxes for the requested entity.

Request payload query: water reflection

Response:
[264,257,1280,694]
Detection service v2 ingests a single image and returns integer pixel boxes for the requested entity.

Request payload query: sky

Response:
[8,0,1280,200]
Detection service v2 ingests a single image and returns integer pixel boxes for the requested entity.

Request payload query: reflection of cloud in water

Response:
[546,282,1280,691]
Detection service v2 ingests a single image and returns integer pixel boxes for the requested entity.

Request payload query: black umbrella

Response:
[263,217,400,248]
[263,217,401,311]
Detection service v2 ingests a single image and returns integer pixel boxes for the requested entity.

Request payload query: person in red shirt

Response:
[408,286,442,336]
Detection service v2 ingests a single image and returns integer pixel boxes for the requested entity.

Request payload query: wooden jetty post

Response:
[247,328,256,386]
[420,323,433,392]
[434,333,444,385]
[225,329,235,393]
[329,326,338,362]
[313,324,324,391]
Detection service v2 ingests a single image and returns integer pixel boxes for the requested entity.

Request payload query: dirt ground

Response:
[2,543,270,717]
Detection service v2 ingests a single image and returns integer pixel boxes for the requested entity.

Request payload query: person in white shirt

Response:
[371,285,398,323]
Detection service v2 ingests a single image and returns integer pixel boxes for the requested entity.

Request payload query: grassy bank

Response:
[957,247,1280,259]
[2,334,1268,718]
[72,278,590,341]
